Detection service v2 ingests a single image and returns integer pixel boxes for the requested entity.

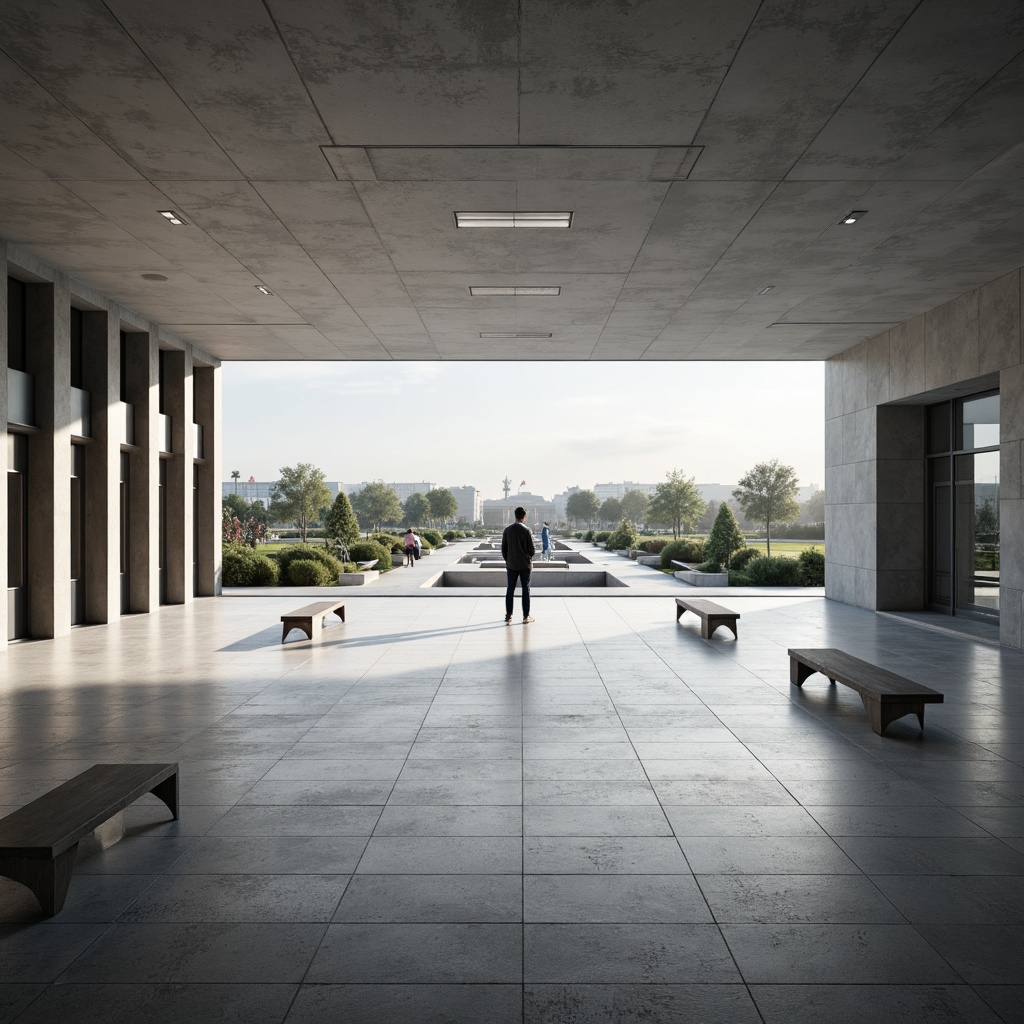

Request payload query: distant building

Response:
[338,481,436,504]
[482,492,556,528]
[593,481,658,501]
[222,480,340,504]
[448,485,481,524]
[551,486,581,522]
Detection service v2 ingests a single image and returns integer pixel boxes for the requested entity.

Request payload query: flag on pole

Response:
[520,480,526,486]
[248,475,255,482]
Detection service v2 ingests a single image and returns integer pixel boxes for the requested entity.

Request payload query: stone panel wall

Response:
[826,267,1023,647]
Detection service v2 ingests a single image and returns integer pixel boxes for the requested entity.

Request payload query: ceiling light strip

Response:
[455,211,572,229]
[469,286,561,296]
[479,332,552,339]
[158,210,187,226]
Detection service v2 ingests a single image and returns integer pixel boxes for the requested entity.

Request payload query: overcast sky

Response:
[223,361,825,500]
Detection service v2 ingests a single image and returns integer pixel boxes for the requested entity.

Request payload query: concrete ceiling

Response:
[1,0,1023,361]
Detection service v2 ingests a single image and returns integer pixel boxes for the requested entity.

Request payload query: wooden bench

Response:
[675,598,740,639]
[281,600,346,642]
[0,763,178,916]
[788,647,944,736]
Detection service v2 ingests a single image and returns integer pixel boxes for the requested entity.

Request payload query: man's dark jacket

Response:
[501,522,535,571]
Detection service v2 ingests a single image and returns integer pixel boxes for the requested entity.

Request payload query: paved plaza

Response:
[1,582,1023,1023]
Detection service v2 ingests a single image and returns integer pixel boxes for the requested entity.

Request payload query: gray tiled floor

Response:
[2,587,1024,1022]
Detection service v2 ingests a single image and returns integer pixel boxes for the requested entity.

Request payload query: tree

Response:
[223,492,251,521]
[802,489,825,524]
[621,489,650,526]
[648,469,705,539]
[351,481,403,535]
[566,489,601,529]
[427,487,458,527]
[704,502,745,569]
[975,497,999,540]
[733,459,800,557]
[403,491,431,526]
[599,497,622,526]
[697,499,720,533]
[268,463,332,543]
[324,491,361,556]
[231,469,240,494]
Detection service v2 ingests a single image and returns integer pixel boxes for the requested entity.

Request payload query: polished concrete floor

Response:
[1,592,1024,1023]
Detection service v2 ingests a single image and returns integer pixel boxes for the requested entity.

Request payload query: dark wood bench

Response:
[675,598,740,639]
[0,763,178,916]
[281,599,346,642]
[788,647,944,736]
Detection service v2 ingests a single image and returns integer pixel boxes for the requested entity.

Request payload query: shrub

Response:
[421,529,444,547]
[583,530,595,542]
[730,546,761,571]
[595,531,611,543]
[274,543,342,584]
[349,539,394,573]
[639,538,668,554]
[728,570,753,587]
[659,539,704,570]
[443,530,457,541]
[798,549,825,586]
[372,532,402,552]
[340,561,359,574]
[746,555,803,586]
[221,543,280,586]
[694,561,725,573]
[288,558,334,586]
[705,503,745,569]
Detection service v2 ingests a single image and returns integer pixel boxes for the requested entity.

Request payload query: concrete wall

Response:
[3,243,221,644]
[825,267,1023,648]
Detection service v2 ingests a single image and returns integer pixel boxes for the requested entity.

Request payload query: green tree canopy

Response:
[269,463,332,543]
[733,459,800,557]
[351,481,403,535]
[620,489,650,526]
[599,497,622,526]
[324,490,361,554]
[403,491,431,526]
[801,489,825,523]
[704,501,745,569]
[649,469,705,539]
[697,499,720,533]
[566,489,601,528]
[427,487,459,526]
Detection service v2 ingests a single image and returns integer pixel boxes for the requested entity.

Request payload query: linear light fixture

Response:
[255,285,273,295]
[455,211,572,229]
[158,209,187,226]
[840,210,867,225]
[756,285,774,295]
[479,332,552,339]
[469,286,561,296]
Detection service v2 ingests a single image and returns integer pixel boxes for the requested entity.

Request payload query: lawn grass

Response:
[745,539,825,558]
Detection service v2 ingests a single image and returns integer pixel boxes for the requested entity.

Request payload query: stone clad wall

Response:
[825,267,1023,648]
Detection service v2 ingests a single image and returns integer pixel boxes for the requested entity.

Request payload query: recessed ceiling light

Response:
[479,332,552,339]
[158,210,187,226]
[455,212,572,229]
[255,285,272,295]
[140,273,168,281]
[469,286,561,296]
[756,285,774,295]
[840,210,867,225]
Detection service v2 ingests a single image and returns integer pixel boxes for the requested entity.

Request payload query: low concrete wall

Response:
[675,570,729,586]
[431,570,627,588]
[336,570,379,586]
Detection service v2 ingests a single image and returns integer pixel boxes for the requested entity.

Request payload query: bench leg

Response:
[334,606,346,623]
[0,843,79,916]
[150,772,179,820]
[282,622,314,643]
[676,604,684,623]
[789,657,816,686]
[863,696,927,736]
[707,617,738,640]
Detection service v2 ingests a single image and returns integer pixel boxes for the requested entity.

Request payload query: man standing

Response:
[502,506,535,623]
[541,521,552,561]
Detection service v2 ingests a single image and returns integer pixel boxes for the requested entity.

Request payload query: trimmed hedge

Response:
[639,538,669,554]
[288,558,334,586]
[730,547,761,571]
[274,543,342,584]
[659,539,704,569]
[746,555,803,586]
[222,543,279,586]
[421,529,444,547]
[798,549,825,586]
[349,539,394,573]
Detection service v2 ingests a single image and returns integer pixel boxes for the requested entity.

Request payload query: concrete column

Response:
[124,331,159,612]
[81,307,119,623]
[193,363,221,596]
[25,278,72,638]
[162,347,193,604]
[0,243,8,649]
